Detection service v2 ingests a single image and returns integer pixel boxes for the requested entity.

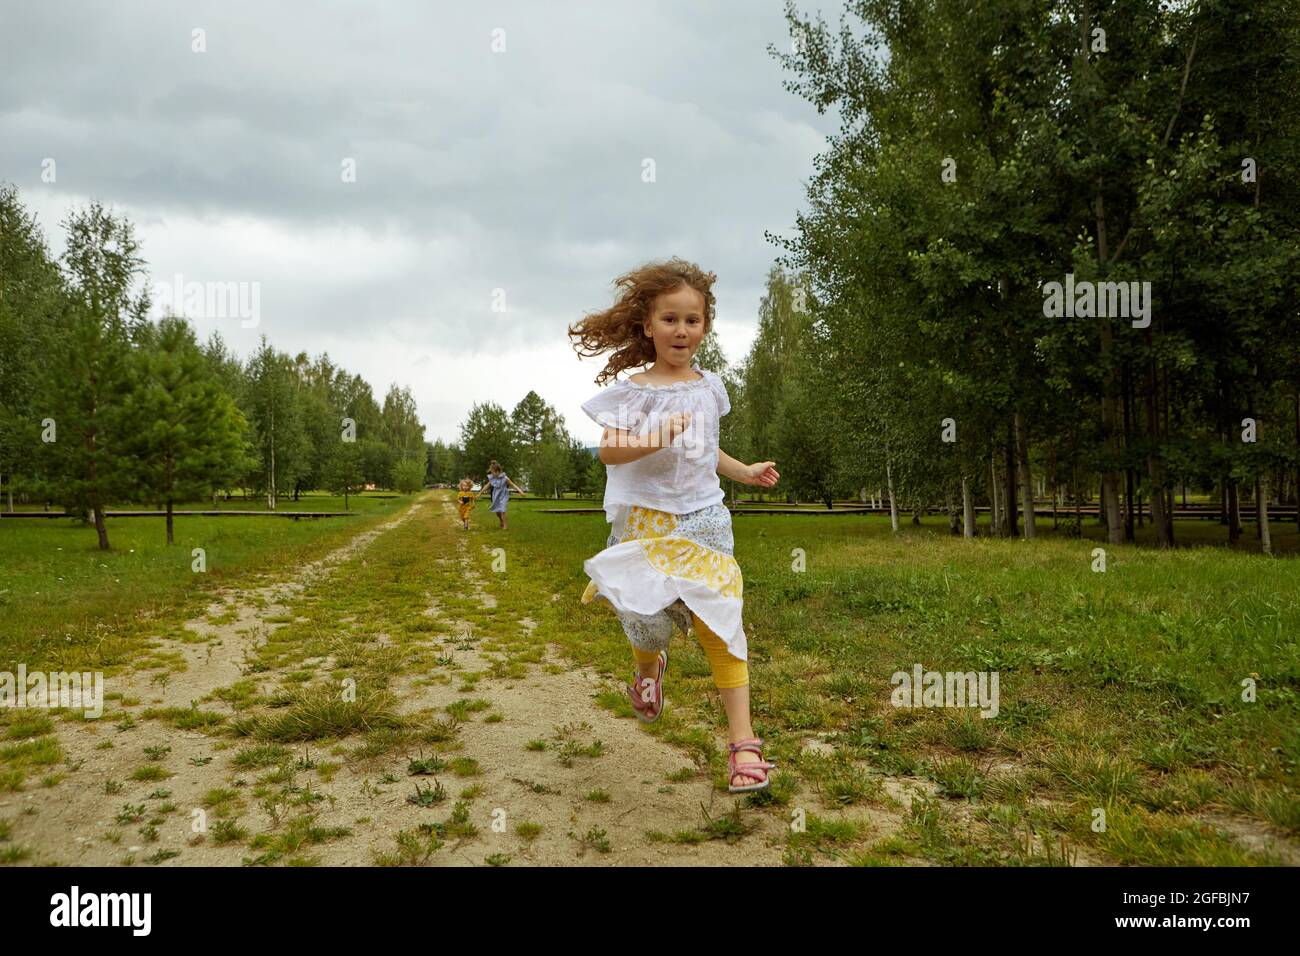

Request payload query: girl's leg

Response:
[618,608,672,718]
[691,612,763,776]
[620,608,672,680]
[631,644,660,680]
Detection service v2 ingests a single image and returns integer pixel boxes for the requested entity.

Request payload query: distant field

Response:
[2,493,397,514]
[523,494,1300,555]
[0,493,404,672]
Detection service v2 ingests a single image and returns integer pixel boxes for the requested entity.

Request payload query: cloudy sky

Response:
[1,0,845,447]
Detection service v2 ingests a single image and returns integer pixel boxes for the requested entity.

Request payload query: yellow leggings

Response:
[631,610,748,689]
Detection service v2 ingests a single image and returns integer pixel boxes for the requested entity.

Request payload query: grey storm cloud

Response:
[0,0,844,442]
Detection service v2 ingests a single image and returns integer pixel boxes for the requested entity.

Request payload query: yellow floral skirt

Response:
[580,503,747,660]
[456,496,475,521]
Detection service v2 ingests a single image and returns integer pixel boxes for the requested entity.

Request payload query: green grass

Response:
[481,494,1300,866]
[231,686,406,742]
[2,492,399,514]
[0,732,63,793]
[6,486,1296,867]
[128,764,172,782]
[0,492,403,672]
[244,813,351,865]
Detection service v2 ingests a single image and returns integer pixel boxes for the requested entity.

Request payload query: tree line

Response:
[430,391,604,499]
[434,322,747,501]
[13,1,1296,556]
[454,1,1300,557]
[0,187,427,549]
[723,0,1299,552]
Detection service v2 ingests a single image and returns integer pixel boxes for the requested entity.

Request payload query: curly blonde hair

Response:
[568,257,717,385]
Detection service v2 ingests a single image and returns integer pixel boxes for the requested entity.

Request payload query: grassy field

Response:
[2,490,1296,865]
[2,492,396,513]
[0,493,401,674]
[490,497,1300,864]
[532,492,1300,554]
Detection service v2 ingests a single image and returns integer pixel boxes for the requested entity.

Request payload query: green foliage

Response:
[763,0,1300,546]
[35,202,145,548]
[124,317,251,540]
[0,185,432,542]
[392,458,425,494]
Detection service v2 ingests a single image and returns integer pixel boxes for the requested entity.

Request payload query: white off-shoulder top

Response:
[581,364,730,525]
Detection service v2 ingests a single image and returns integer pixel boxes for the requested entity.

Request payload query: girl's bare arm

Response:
[718,449,780,487]
[598,413,689,465]
[598,427,661,465]
[716,448,750,483]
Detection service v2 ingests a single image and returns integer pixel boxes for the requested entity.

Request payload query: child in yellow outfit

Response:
[456,477,478,529]
[568,257,781,793]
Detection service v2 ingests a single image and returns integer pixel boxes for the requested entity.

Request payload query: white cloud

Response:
[1,0,846,449]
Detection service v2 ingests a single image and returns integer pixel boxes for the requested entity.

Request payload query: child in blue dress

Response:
[568,257,781,792]
[484,461,524,530]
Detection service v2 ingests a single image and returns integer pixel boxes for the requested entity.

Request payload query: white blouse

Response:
[581,365,730,526]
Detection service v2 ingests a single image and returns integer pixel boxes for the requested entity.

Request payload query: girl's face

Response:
[643,285,706,370]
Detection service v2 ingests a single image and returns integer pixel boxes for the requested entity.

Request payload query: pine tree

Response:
[245,339,310,510]
[39,202,145,549]
[0,184,63,512]
[322,439,365,509]
[126,316,249,543]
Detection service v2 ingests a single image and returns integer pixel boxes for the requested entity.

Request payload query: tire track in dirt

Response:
[0,501,425,866]
[362,497,796,865]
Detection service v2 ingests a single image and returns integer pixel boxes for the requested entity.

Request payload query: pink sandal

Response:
[727,738,776,793]
[628,651,667,723]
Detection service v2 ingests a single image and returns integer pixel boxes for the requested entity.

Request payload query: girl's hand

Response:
[658,412,692,447]
[744,461,780,487]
